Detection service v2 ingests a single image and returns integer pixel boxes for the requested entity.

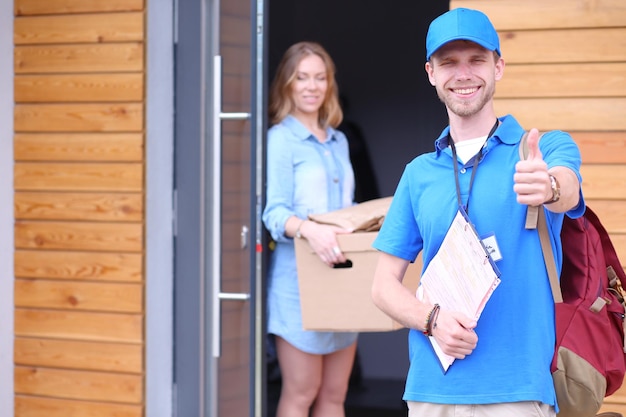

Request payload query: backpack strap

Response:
[519,132,564,303]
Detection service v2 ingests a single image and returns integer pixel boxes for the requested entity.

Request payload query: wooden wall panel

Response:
[14,133,143,161]
[217,1,252,412]
[588,200,626,233]
[15,74,144,102]
[613,236,626,268]
[15,337,142,372]
[223,199,251,225]
[497,63,626,98]
[580,166,626,200]
[574,132,626,164]
[599,402,626,416]
[494,98,626,131]
[14,221,143,252]
[223,135,251,163]
[222,0,250,16]
[15,366,143,403]
[15,279,143,312]
[12,1,147,415]
[14,250,143,281]
[15,43,144,74]
[15,192,143,221]
[453,0,626,30]
[14,103,144,132]
[14,13,144,44]
[15,395,142,417]
[14,162,143,191]
[222,45,252,76]
[600,378,626,414]
[223,74,252,108]
[14,309,142,342]
[499,28,626,64]
[223,164,251,195]
[221,15,251,47]
[15,0,144,15]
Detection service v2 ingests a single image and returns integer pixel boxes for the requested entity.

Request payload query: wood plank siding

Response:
[13,0,145,416]
[453,0,626,412]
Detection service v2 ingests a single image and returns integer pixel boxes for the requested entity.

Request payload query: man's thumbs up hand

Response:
[514,128,552,206]
[526,128,542,161]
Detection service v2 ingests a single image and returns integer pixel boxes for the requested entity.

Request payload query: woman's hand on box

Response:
[301,221,352,267]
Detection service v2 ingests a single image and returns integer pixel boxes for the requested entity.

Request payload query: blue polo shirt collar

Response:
[434,114,525,156]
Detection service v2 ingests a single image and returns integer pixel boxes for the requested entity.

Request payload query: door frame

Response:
[145,0,175,416]
[172,0,209,414]
[0,2,14,415]
[253,0,269,415]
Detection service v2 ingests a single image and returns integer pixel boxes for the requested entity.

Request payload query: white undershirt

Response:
[453,135,488,164]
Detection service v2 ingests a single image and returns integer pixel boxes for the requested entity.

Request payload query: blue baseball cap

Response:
[426,8,501,61]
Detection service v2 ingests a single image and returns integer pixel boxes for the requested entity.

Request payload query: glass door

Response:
[204,0,264,416]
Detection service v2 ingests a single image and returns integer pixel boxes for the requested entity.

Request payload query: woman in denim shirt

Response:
[262,42,357,417]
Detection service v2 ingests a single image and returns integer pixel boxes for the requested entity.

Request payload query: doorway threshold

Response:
[346,378,406,417]
[267,377,406,417]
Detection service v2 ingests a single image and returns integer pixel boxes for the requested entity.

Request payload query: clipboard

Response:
[418,208,501,372]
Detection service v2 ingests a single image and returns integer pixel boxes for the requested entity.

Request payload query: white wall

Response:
[0,2,14,416]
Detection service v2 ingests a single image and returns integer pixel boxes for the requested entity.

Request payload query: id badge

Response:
[481,233,502,262]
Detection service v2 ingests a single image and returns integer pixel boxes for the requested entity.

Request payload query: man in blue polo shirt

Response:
[371,8,585,417]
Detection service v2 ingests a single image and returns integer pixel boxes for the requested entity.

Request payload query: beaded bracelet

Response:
[422,303,440,336]
[429,304,441,335]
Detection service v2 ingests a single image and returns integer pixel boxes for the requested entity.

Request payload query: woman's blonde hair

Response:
[269,41,343,128]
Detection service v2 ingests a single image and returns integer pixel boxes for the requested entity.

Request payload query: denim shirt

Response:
[262,115,358,354]
[262,115,355,243]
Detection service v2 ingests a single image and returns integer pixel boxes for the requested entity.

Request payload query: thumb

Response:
[459,317,477,331]
[526,128,543,161]
[452,313,477,330]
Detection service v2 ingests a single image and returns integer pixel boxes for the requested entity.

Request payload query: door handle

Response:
[219,292,251,301]
[210,55,252,358]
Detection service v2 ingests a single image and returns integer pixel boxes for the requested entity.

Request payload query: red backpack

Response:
[521,134,626,417]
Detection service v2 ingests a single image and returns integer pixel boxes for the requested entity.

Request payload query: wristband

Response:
[422,304,440,336]
[544,174,561,204]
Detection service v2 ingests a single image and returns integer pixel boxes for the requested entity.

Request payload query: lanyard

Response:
[449,119,499,215]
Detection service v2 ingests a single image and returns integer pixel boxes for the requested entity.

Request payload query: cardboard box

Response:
[295,231,422,332]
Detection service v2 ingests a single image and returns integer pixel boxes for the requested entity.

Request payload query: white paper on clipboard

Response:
[418,209,501,373]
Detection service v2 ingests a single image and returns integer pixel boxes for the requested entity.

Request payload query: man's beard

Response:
[436,82,495,118]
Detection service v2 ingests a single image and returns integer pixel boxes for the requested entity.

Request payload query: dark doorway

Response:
[266,2,449,416]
